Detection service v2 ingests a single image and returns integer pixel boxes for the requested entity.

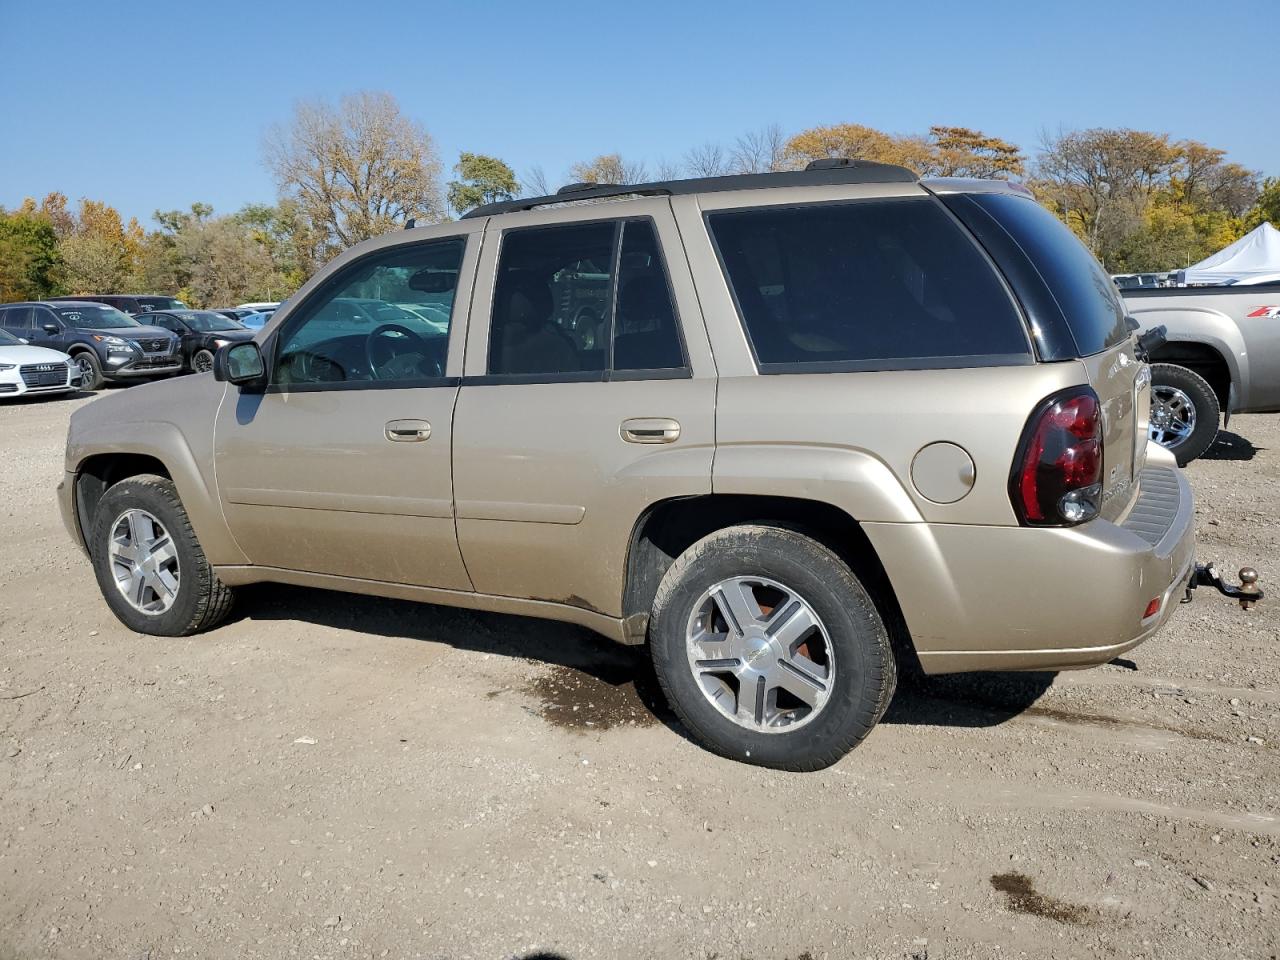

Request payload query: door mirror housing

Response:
[42,323,60,334]
[214,341,267,389]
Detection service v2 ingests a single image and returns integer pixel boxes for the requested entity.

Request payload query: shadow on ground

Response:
[1201,429,1261,461]
[236,585,1058,734]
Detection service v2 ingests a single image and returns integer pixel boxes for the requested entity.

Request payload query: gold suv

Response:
[59,161,1199,770]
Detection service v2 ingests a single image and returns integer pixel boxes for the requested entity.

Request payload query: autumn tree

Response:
[784,123,935,174]
[0,207,60,301]
[929,126,1025,178]
[1033,128,1260,270]
[1246,177,1280,229]
[447,153,518,216]
[264,91,444,257]
[567,153,648,185]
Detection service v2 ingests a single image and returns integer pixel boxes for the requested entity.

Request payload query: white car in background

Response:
[0,327,79,399]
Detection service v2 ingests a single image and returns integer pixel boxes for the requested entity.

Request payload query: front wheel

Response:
[648,525,897,771]
[1149,363,1220,465]
[89,474,235,636]
[191,349,215,374]
[73,351,104,390]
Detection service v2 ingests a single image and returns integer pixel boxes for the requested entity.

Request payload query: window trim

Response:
[267,234,468,394]
[703,195,1035,375]
[477,215,692,386]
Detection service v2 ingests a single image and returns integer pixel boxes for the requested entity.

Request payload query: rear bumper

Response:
[865,452,1196,674]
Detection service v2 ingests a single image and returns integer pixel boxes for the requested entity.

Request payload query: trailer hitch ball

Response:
[1239,567,1260,610]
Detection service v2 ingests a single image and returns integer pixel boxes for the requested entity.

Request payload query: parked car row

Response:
[0,297,281,400]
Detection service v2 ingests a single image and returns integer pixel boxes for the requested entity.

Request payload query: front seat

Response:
[495,277,580,375]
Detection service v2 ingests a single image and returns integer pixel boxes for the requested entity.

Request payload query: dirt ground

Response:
[1,388,1277,960]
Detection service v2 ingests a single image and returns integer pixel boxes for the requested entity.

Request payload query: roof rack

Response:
[460,159,918,219]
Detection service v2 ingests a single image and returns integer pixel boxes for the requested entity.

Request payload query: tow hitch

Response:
[1183,563,1263,609]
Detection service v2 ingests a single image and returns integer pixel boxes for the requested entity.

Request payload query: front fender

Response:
[64,380,247,565]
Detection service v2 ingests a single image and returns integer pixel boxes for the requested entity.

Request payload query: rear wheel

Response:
[648,524,896,771]
[89,474,234,636]
[73,351,103,390]
[1149,363,1219,465]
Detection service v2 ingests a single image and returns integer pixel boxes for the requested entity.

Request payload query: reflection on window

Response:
[488,219,686,377]
[276,238,464,387]
[709,198,1031,369]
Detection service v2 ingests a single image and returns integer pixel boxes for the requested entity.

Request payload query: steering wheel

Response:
[365,323,441,380]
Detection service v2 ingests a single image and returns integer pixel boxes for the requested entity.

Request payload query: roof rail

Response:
[460,159,918,219]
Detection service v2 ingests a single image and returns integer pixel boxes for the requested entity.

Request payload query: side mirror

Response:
[42,323,60,334]
[18,338,29,345]
[213,341,267,389]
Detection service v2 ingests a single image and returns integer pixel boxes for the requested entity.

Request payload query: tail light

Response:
[1010,387,1103,526]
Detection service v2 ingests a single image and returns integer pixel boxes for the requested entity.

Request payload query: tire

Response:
[192,349,215,374]
[648,524,897,771]
[88,474,234,636]
[72,351,104,391]
[1149,363,1219,466]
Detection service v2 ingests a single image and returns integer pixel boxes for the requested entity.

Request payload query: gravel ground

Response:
[1,388,1277,960]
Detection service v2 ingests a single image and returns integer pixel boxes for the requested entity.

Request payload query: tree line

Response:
[3,90,1278,307]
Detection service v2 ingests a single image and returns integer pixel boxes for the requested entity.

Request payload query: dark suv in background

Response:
[145,309,255,373]
[49,294,187,317]
[0,301,181,389]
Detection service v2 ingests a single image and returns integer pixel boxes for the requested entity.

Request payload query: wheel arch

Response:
[621,494,917,670]
[68,428,246,565]
[1146,339,1233,412]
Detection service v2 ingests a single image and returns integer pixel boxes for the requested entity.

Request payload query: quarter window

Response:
[707,197,1031,371]
[487,218,686,378]
[274,238,465,388]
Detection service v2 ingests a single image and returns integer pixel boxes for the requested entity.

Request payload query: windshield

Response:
[0,328,20,346]
[173,310,243,332]
[53,305,139,329]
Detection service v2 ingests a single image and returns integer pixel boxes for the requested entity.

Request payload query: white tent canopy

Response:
[1182,222,1280,285]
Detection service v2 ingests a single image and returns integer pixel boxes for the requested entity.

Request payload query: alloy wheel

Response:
[107,509,180,614]
[1149,385,1196,449]
[685,575,835,732]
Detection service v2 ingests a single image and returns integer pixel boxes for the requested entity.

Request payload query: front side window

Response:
[707,197,1031,371]
[487,218,686,378]
[149,314,184,333]
[275,237,465,388]
[174,310,240,332]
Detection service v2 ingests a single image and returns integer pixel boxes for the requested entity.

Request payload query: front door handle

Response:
[385,419,431,442]
[621,417,680,444]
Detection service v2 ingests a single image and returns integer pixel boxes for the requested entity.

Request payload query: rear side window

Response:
[964,193,1128,356]
[707,197,1030,372]
[487,218,686,378]
[1,306,32,331]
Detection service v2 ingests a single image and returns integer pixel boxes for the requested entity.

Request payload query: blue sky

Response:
[2,0,1275,227]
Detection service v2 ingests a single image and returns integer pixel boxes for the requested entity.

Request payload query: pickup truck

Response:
[1124,284,1280,463]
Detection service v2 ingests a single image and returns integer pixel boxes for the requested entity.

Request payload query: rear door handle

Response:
[385,419,431,442]
[621,418,680,444]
